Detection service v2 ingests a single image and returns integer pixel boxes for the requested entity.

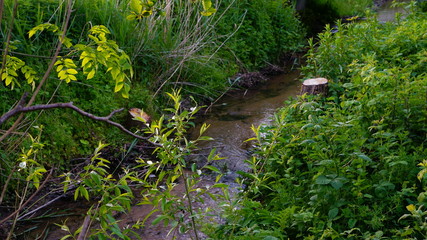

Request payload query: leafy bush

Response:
[316,0,373,16]
[214,0,306,71]
[213,4,427,239]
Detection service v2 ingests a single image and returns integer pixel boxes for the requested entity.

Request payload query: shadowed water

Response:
[189,71,301,174]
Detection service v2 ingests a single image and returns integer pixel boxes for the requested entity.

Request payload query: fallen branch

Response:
[0,96,149,140]
[77,215,92,240]
[16,185,77,221]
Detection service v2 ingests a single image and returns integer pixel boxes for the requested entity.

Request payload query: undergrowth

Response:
[0,0,305,165]
[211,2,427,239]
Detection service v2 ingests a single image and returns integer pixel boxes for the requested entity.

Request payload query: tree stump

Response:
[300,78,329,96]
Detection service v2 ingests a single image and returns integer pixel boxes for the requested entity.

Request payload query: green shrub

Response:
[215,0,305,71]
[316,0,373,16]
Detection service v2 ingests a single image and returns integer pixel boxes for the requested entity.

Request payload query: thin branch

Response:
[0,49,54,59]
[0,101,150,140]
[16,185,76,221]
[0,0,4,33]
[0,168,53,226]
[77,215,92,240]
[0,0,18,78]
[0,0,73,142]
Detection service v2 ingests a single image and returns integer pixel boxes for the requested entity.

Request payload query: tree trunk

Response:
[300,78,328,96]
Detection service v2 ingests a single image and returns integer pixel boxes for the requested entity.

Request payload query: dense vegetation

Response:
[0,0,306,238]
[3,0,426,239]
[212,2,427,239]
[0,0,305,162]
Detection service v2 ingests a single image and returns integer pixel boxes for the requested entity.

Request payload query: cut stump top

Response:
[302,78,328,86]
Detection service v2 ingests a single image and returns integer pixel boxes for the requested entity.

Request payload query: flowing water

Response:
[376,0,409,22]
[189,71,301,176]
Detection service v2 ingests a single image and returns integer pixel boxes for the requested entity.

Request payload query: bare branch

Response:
[0,168,53,226]
[0,102,150,140]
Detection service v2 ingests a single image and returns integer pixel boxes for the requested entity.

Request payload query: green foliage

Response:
[2,0,306,166]
[52,90,228,239]
[0,55,38,89]
[58,142,136,239]
[314,0,373,16]
[1,22,134,166]
[215,0,305,70]
[17,126,47,190]
[213,5,427,239]
[297,0,372,36]
[135,89,228,237]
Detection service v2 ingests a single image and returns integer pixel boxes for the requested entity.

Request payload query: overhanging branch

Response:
[0,99,149,141]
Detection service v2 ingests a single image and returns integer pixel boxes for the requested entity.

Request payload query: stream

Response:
[16,1,409,239]
[189,70,301,176]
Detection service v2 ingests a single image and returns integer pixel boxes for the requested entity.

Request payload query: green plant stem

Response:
[181,169,199,240]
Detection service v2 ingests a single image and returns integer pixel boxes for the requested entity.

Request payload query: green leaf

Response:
[316,159,334,166]
[263,237,279,240]
[328,208,339,220]
[59,235,72,240]
[74,187,80,201]
[121,83,130,98]
[68,74,77,81]
[299,139,316,145]
[315,175,331,185]
[80,186,89,201]
[212,183,228,188]
[66,69,78,74]
[126,14,137,20]
[28,29,37,38]
[201,7,216,16]
[90,172,102,186]
[87,69,96,80]
[330,179,344,189]
[110,225,125,238]
[356,153,372,162]
[130,0,143,13]
[115,82,124,92]
[418,168,427,181]
[202,0,212,10]
[348,218,357,228]
[152,215,170,226]
[203,165,221,173]
[5,76,12,86]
